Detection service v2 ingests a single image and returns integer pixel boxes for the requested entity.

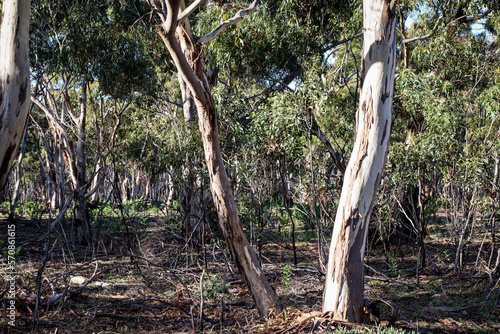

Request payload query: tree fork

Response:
[322,0,397,322]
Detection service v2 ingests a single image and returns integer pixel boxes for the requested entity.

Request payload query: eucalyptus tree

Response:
[30,0,155,244]
[389,1,500,276]
[0,0,30,192]
[148,0,282,317]
[378,0,500,273]
[322,0,397,322]
[398,0,498,69]
[188,2,360,276]
[197,0,357,175]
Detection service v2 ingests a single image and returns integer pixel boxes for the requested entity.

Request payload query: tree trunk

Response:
[0,0,30,191]
[10,124,28,218]
[179,76,194,122]
[56,137,66,209]
[166,167,175,209]
[177,1,206,245]
[322,0,397,322]
[156,0,281,317]
[73,77,92,245]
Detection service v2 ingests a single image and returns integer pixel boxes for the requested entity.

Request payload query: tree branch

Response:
[147,0,167,21]
[30,95,70,138]
[403,12,444,44]
[307,110,346,175]
[177,0,204,24]
[330,32,363,49]
[196,0,259,44]
[62,88,79,125]
[157,0,209,105]
[403,9,492,44]
[459,9,492,24]
[85,170,105,199]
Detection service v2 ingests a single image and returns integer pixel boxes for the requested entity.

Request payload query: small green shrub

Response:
[171,199,180,210]
[19,201,45,219]
[282,265,292,293]
[387,252,401,277]
[199,274,230,300]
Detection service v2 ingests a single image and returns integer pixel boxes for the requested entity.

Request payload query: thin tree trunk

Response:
[306,108,345,175]
[10,124,28,218]
[0,0,31,191]
[180,76,194,122]
[57,137,65,208]
[167,167,175,209]
[279,161,297,266]
[398,8,410,69]
[31,126,51,211]
[122,175,129,202]
[72,77,91,245]
[178,0,205,244]
[322,0,397,322]
[156,0,281,317]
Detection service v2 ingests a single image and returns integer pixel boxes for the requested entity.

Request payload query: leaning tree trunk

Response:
[0,0,30,191]
[156,0,281,317]
[322,0,397,322]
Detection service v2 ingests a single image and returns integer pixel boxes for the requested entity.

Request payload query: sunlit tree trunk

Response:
[322,0,397,322]
[166,167,175,208]
[155,0,281,317]
[56,137,66,209]
[0,0,30,191]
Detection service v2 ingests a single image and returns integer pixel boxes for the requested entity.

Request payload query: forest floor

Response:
[1,211,500,333]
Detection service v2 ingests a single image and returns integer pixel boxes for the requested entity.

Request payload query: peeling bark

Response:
[322,0,397,322]
[154,0,281,317]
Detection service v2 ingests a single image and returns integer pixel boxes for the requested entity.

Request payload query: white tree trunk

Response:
[322,0,397,322]
[166,167,175,208]
[0,0,30,190]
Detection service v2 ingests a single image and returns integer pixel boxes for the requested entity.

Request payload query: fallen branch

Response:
[28,261,100,306]
[364,264,410,287]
